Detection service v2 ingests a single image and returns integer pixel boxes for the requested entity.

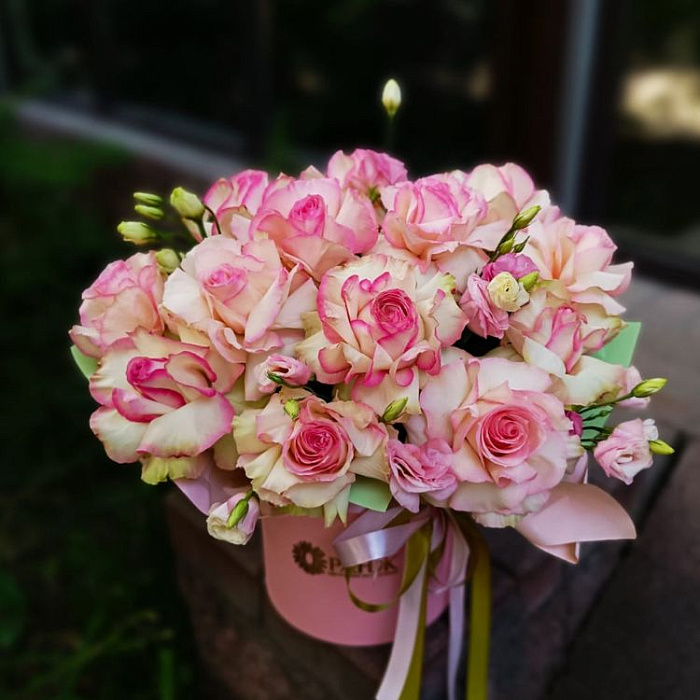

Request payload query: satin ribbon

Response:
[333,508,488,700]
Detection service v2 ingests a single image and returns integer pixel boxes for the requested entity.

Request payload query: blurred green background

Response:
[0,113,199,699]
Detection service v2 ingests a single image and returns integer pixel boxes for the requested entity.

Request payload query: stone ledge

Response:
[547,438,699,700]
[166,433,678,699]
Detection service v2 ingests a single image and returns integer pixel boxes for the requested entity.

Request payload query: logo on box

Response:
[292,541,399,577]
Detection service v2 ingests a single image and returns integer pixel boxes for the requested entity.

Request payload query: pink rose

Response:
[162,237,317,363]
[465,162,553,223]
[507,289,618,376]
[233,393,388,511]
[388,438,457,512]
[526,217,632,315]
[459,274,509,339]
[476,404,546,467]
[207,491,260,545]
[250,177,378,279]
[284,417,352,481]
[551,355,634,407]
[296,255,467,414]
[594,419,657,485]
[89,331,239,482]
[253,354,312,395]
[481,253,538,282]
[408,352,573,521]
[202,169,269,239]
[382,175,498,265]
[327,148,407,194]
[70,252,164,358]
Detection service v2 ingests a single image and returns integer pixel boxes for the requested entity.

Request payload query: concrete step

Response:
[547,438,700,700]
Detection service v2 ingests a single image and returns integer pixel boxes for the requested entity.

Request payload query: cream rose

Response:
[487,271,530,312]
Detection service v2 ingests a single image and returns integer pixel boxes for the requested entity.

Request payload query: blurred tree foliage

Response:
[630,0,700,64]
[0,111,200,699]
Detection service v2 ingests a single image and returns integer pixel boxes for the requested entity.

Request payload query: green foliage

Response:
[0,114,199,699]
[0,570,27,650]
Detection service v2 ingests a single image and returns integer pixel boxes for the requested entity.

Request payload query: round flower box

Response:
[262,513,449,646]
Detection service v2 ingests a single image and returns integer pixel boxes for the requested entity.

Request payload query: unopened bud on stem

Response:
[382,79,402,118]
[155,248,181,274]
[512,205,541,230]
[284,399,300,420]
[631,378,667,398]
[170,187,205,220]
[118,221,158,245]
[519,272,539,292]
[134,192,163,206]
[512,236,530,254]
[649,439,674,455]
[497,237,514,256]
[226,496,251,528]
[134,204,164,220]
[381,397,408,423]
[267,372,285,386]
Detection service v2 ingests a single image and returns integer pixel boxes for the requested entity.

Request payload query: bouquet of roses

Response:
[70,136,671,698]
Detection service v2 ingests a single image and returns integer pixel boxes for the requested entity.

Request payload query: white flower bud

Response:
[382,79,402,118]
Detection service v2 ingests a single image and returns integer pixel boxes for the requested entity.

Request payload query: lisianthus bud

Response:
[487,272,529,312]
[155,248,181,274]
[170,187,205,219]
[382,79,402,118]
[134,204,164,220]
[284,398,300,420]
[519,271,539,292]
[226,496,251,528]
[511,237,530,254]
[381,397,408,423]
[117,221,158,245]
[133,192,163,206]
[512,205,541,230]
[649,439,674,455]
[497,237,515,256]
[207,492,260,545]
[631,377,667,398]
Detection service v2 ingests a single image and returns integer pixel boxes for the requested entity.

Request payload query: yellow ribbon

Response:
[398,526,431,700]
[457,515,492,700]
[342,513,492,700]
[343,520,431,614]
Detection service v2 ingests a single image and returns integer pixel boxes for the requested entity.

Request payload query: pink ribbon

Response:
[333,508,469,700]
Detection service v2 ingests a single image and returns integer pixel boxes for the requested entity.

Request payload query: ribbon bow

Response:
[333,508,491,700]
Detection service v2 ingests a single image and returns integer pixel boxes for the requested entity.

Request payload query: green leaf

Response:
[0,569,26,649]
[70,345,98,380]
[591,321,641,368]
[348,476,392,512]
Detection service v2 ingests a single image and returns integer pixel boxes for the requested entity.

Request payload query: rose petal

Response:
[138,395,235,457]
